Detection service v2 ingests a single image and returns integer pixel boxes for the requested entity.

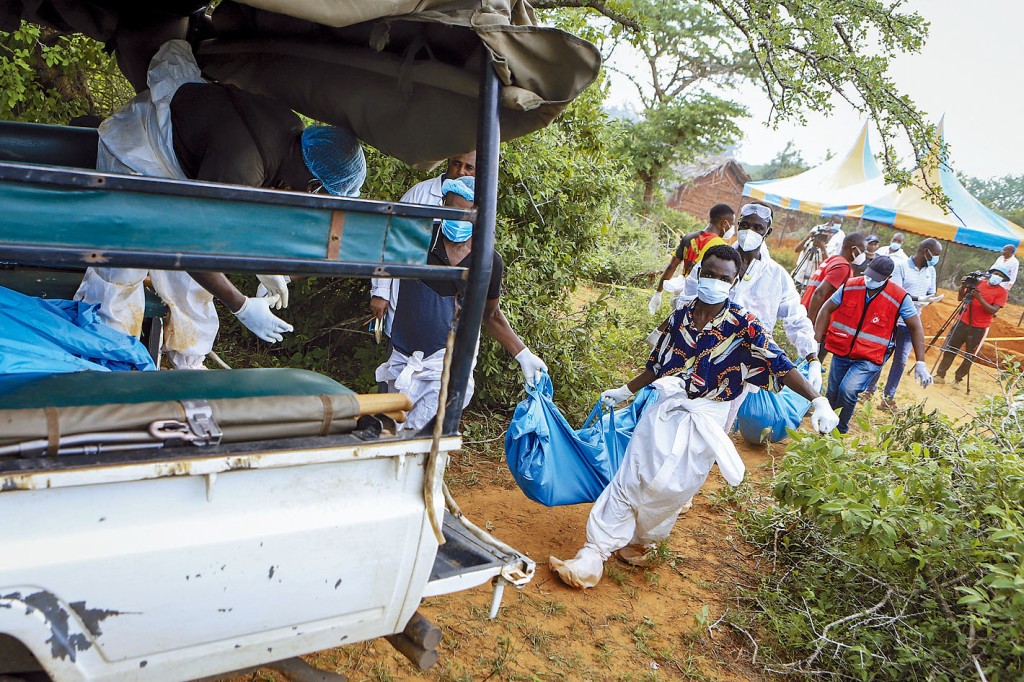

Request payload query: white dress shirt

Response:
[370,175,445,335]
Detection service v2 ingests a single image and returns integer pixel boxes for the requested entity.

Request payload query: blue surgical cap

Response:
[442,176,476,202]
[301,126,366,197]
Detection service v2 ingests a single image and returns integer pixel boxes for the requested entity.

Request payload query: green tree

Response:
[538,0,937,193]
[745,140,810,181]
[0,22,131,124]
[960,173,1024,227]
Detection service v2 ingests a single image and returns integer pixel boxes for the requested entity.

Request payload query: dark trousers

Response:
[935,323,987,381]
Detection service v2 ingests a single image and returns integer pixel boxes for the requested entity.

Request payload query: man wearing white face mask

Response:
[934,266,1009,388]
[374,176,546,431]
[679,203,822,430]
[549,245,839,589]
[814,256,931,434]
[886,232,909,266]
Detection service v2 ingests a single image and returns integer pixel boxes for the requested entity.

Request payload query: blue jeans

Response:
[882,326,913,399]
[826,355,884,433]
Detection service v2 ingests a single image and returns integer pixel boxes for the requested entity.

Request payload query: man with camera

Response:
[934,267,1010,387]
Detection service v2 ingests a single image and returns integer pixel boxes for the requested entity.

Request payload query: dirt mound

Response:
[918,287,1024,363]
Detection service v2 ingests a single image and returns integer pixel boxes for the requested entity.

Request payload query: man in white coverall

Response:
[75,40,366,368]
[679,203,823,432]
[549,245,840,589]
[369,152,477,336]
[374,176,547,432]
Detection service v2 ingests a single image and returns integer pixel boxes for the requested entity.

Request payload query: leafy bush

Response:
[741,373,1024,680]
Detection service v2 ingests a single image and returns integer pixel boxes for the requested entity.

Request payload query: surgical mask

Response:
[696,278,732,304]
[735,230,764,252]
[928,255,940,267]
[990,274,1004,286]
[864,276,886,290]
[889,242,902,252]
[441,219,473,243]
[723,225,736,240]
[852,251,866,266]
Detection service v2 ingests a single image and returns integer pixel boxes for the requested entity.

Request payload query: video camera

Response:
[961,270,988,289]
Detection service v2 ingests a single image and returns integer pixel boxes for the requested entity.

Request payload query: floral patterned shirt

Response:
[646,300,796,401]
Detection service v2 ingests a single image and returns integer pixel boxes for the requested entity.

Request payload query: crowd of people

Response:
[76,38,1018,594]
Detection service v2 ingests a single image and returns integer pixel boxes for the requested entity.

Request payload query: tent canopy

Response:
[743,119,1024,256]
[743,122,883,217]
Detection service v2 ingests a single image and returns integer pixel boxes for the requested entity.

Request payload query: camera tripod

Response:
[790,245,821,290]
[925,292,980,395]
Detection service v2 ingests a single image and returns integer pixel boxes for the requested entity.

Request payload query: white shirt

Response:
[885,245,909,266]
[370,175,445,334]
[681,250,818,359]
[992,255,1018,290]
[892,257,936,327]
[824,226,845,257]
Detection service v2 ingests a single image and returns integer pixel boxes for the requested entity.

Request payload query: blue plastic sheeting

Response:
[505,373,658,507]
[0,285,155,375]
[735,363,812,444]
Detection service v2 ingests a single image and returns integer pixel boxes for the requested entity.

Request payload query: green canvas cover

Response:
[0,0,601,169]
[0,173,432,265]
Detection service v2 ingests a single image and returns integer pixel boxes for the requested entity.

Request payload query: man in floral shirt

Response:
[550,245,839,589]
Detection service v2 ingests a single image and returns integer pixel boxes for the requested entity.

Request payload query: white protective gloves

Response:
[646,328,663,348]
[810,396,840,434]
[914,360,933,388]
[233,296,294,343]
[807,359,823,392]
[515,347,548,388]
[256,275,290,309]
[648,291,663,315]
[600,384,634,407]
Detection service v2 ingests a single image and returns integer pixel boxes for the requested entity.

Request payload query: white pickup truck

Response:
[0,2,600,679]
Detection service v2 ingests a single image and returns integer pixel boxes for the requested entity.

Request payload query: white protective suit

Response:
[679,250,816,430]
[550,377,744,588]
[375,346,475,432]
[369,175,444,336]
[75,40,249,369]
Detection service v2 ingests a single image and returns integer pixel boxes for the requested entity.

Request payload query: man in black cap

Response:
[934,266,1010,388]
[814,255,931,433]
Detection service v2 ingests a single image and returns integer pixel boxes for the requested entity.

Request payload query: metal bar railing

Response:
[442,55,500,435]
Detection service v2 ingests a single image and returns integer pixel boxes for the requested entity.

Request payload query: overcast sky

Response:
[605,0,1023,180]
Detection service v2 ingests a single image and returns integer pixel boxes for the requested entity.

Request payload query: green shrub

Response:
[741,371,1024,680]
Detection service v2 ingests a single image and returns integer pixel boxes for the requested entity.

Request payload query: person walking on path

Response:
[867,239,943,410]
[549,245,839,589]
[814,256,931,434]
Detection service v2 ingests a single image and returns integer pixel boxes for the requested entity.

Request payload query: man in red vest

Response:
[814,256,932,433]
[801,232,868,323]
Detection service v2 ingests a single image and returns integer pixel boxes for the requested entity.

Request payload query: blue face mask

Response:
[928,254,940,267]
[864,276,886,290]
[441,219,473,243]
[696,277,732,304]
[990,274,1004,286]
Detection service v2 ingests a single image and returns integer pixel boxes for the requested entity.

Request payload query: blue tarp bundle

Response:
[735,362,812,444]
[504,373,658,507]
[0,285,155,375]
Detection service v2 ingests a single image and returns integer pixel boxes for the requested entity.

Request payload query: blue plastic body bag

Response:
[0,285,155,376]
[504,373,657,507]
[736,362,812,444]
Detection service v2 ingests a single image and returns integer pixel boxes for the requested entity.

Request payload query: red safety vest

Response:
[800,255,851,311]
[824,277,908,364]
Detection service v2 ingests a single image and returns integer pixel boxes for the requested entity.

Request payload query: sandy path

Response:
[238,287,1009,681]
